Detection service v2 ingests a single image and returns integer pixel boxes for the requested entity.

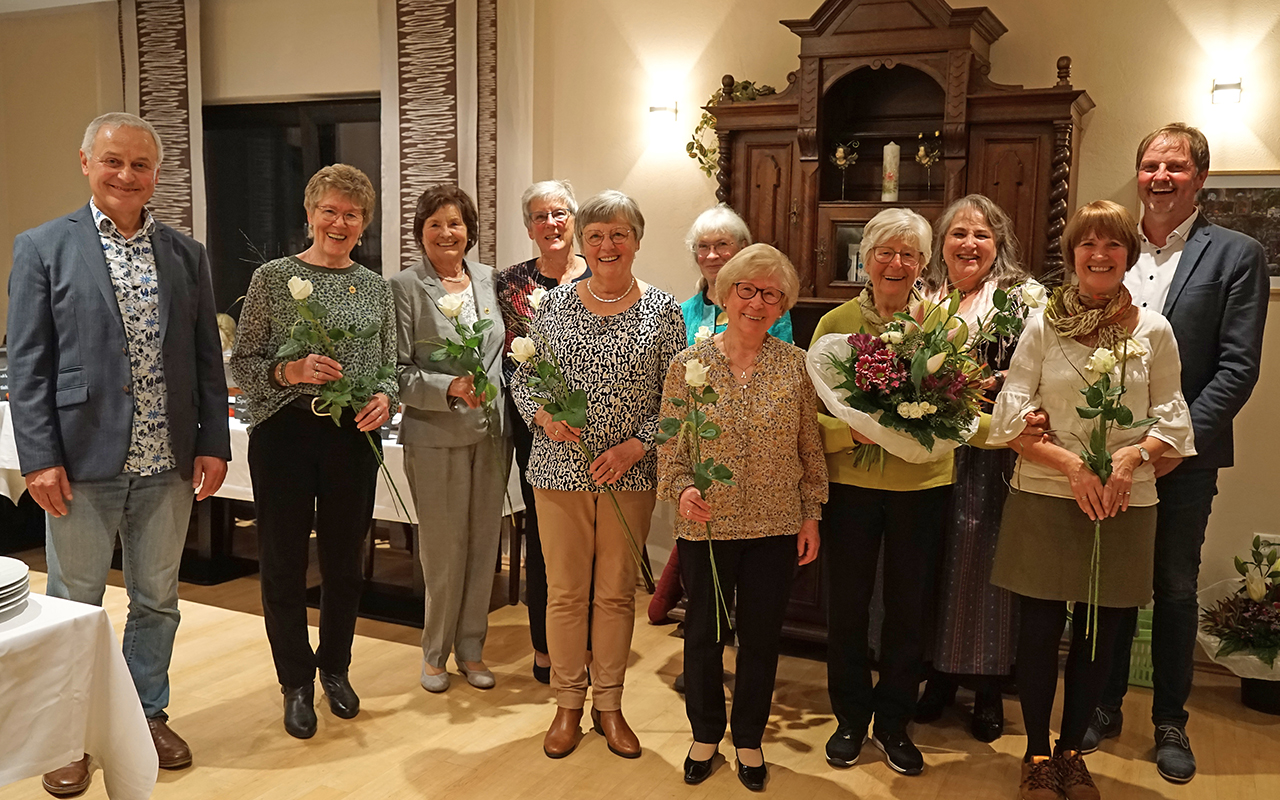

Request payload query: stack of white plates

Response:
[0,556,31,615]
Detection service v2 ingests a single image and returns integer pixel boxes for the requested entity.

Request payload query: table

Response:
[0,593,157,799]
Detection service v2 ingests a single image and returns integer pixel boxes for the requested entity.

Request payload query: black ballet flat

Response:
[684,747,718,785]
[532,662,551,685]
[736,750,767,791]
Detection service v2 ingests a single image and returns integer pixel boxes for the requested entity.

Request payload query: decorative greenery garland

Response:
[686,80,777,178]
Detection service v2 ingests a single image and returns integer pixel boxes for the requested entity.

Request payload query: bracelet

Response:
[275,361,292,387]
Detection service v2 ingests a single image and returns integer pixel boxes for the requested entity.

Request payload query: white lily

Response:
[1246,571,1268,603]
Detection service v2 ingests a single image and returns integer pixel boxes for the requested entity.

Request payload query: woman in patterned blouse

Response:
[495,179,591,685]
[229,164,397,739]
[510,190,685,760]
[658,244,827,790]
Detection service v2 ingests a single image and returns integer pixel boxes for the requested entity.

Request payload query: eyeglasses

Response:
[583,228,633,247]
[871,247,920,267]
[734,282,784,305]
[531,209,570,225]
[317,206,363,225]
[92,156,156,175]
[694,239,737,258]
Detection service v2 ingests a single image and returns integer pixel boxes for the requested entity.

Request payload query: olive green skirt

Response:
[990,491,1156,607]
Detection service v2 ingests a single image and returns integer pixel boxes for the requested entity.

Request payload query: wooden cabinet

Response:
[708,0,1093,643]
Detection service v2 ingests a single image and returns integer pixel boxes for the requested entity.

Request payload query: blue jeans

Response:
[45,469,193,720]
[1101,467,1218,726]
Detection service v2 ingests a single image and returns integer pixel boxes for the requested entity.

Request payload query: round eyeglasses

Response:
[871,247,921,268]
[583,228,633,248]
[531,209,570,225]
[734,282,784,305]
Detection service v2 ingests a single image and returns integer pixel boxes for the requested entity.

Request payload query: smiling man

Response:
[7,112,230,796]
[1079,123,1268,783]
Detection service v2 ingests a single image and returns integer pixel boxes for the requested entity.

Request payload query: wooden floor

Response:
[2,563,1278,800]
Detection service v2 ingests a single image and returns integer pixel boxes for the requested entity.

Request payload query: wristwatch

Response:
[1137,445,1150,463]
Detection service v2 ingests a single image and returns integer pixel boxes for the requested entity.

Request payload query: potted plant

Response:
[1197,535,1280,715]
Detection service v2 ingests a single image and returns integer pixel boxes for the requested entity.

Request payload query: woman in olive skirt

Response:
[986,201,1195,800]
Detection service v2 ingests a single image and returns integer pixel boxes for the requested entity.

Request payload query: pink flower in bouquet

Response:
[923,369,968,402]
[854,350,908,393]
[846,332,883,357]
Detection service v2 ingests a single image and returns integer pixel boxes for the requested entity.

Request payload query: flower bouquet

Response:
[656,357,734,639]
[806,292,986,466]
[428,291,500,436]
[510,329,655,593]
[275,276,410,519]
[1198,536,1280,713]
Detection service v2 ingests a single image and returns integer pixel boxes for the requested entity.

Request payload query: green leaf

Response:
[308,300,328,320]
[1127,416,1158,428]
[910,348,929,389]
[531,396,554,406]
[700,388,720,404]
[1076,406,1104,419]
[658,418,681,436]
[465,336,482,349]
[708,463,734,482]
[947,291,961,317]
[655,430,674,445]
[328,327,348,342]
[699,422,722,440]
[297,303,316,322]
[1113,405,1133,426]
[473,318,494,333]
[1235,556,1248,576]
[376,365,395,381]
[355,322,379,339]
[669,397,686,408]
[1085,385,1104,407]
[993,288,1009,311]
[428,350,450,362]
[536,361,556,379]
[329,404,342,426]
[692,461,713,493]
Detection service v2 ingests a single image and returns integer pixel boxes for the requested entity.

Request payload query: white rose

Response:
[1020,280,1047,310]
[926,352,947,375]
[288,276,314,301]
[529,286,548,311]
[1086,347,1117,375]
[880,330,904,344]
[897,402,914,418]
[694,325,713,345]
[510,337,537,363]
[922,403,937,416]
[684,358,710,388]
[1115,338,1148,360]
[438,293,465,319]
[1246,572,1268,603]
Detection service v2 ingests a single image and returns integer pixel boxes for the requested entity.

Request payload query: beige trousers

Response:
[533,488,655,711]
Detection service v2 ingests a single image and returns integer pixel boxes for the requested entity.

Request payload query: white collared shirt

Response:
[1125,209,1199,314]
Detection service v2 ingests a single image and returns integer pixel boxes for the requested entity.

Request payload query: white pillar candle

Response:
[882,141,900,202]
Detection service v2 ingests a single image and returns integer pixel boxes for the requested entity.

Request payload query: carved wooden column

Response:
[1045,119,1073,276]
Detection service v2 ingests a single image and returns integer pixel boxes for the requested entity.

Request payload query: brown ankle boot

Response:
[543,707,584,758]
[1057,749,1101,800]
[1019,756,1061,800]
[591,707,641,758]
[41,756,91,797]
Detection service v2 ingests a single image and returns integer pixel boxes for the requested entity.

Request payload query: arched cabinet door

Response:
[731,132,798,265]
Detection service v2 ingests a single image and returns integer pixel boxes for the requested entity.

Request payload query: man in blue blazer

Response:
[1081,123,1269,783]
[7,112,230,794]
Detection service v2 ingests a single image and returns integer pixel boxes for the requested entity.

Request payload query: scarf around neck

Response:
[1045,284,1134,351]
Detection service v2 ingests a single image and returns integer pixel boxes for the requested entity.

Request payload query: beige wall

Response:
[0,1,121,339]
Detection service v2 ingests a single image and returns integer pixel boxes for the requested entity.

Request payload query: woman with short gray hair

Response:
[510,189,685,760]
[496,179,592,684]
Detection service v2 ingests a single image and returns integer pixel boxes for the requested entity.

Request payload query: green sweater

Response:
[810,297,957,492]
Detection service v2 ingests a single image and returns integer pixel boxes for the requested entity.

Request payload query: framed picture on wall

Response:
[1196,171,1280,293]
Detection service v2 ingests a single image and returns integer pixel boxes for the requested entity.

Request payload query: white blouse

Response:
[987,308,1196,507]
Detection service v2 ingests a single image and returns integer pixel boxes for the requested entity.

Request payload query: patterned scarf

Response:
[858,286,920,335]
[1045,284,1133,350]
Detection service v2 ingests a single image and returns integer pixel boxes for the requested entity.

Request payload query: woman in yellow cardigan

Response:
[811,208,949,776]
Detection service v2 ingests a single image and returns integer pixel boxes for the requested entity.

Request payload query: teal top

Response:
[680,288,794,346]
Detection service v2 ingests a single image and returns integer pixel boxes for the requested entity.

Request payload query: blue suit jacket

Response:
[7,204,231,482]
[1159,214,1269,470]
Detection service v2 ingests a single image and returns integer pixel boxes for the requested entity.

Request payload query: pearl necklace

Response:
[586,276,635,303]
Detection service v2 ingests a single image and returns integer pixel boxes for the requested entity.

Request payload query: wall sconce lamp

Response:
[648,101,678,121]
[1212,78,1242,104]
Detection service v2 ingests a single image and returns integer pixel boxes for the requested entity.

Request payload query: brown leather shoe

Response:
[591,707,641,758]
[148,717,193,769]
[543,707,584,759]
[1019,756,1061,800]
[41,755,91,797]
[1057,749,1101,800]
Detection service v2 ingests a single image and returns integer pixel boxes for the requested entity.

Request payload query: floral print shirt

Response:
[91,199,174,475]
[509,283,685,492]
[495,256,591,383]
[657,337,827,540]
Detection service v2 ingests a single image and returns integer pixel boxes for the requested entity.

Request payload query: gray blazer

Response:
[1159,214,1269,470]
[390,257,508,448]
[6,204,231,482]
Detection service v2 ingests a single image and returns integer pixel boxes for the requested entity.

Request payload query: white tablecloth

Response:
[0,401,26,501]
[0,593,157,799]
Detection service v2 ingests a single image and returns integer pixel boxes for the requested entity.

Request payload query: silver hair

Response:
[575,189,645,246]
[685,205,754,292]
[923,194,1027,293]
[521,179,578,228]
[81,112,164,164]
[859,207,932,268]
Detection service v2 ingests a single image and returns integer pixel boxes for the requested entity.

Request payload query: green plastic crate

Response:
[1128,609,1154,688]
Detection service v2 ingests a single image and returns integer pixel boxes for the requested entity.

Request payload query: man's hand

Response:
[192,456,228,501]
[25,466,72,517]
[1153,454,1183,478]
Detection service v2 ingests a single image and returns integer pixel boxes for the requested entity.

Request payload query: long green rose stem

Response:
[689,392,732,641]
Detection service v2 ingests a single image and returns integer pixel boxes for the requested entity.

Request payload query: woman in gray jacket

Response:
[390,185,512,692]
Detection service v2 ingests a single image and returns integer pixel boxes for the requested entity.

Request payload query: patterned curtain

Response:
[119,0,205,241]
[380,0,499,273]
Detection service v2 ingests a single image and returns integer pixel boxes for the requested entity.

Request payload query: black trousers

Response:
[680,534,797,748]
[248,404,379,689]
[510,400,548,655]
[1017,595,1127,757]
[1102,467,1218,726]
[824,483,949,735]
